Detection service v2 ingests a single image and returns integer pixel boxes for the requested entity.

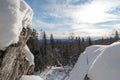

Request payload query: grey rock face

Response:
[0,28,34,80]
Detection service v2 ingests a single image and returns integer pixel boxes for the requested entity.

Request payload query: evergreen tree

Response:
[42,32,53,67]
[82,38,85,43]
[78,37,81,53]
[101,37,104,44]
[42,32,47,55]
[27,29,44,71]
[87,36,92,46]
[75,37,78,41]
[114,30,119,41]
[81,38,85,52]
[50,34,55,50]
[42,32,48,67]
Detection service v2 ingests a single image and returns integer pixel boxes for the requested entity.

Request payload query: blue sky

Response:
[26,0,120,38]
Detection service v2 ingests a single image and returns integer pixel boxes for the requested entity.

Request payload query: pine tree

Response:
[27,29,44,71]
[41,32,54,67]
[42,32,47,55]
[42,32,48,67]
[101,37,104,44]
[82,38,85,43]
[78,37,81,53]
[115,30,119,41]
[81,38,85,52]
[50,34,55,50]
[87,36,92,46]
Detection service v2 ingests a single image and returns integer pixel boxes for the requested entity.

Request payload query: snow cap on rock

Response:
[0,0,33,50]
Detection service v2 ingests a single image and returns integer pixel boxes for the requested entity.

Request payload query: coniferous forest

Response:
[27,29,120,72]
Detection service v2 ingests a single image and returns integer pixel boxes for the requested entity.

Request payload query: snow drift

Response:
[88,42,120,80]
[68,45,106,80]
[68,42,120,80]
[0,0,33,50]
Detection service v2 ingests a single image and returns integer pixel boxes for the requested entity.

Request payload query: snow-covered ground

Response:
[21,66,72,80]
[35,66,72,80]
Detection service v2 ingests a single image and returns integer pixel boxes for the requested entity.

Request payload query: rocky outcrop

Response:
[0,28,34,80]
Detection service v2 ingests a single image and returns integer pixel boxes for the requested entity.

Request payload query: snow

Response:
[20,0,33,28]
[0,0,33,50]
[20,75,43,80]
[20,41,120,80]
[68,45,106,80]
[88,42,120,80]
[24,45,34,66]
[20,66,70,80]
[68,42,120,80]
[35,66,72,80]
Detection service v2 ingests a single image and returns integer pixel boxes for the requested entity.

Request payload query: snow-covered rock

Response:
[20,0,33,29]
[88,42,120,80]
[24,45,34,66]
[0,0,33,50]
[68,45,107,80]
[68,42,120,80]
[0,0,34,80]
[21,75,43,80]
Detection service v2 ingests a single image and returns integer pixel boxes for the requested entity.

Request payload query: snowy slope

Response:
[68,45,107,80]
[88,42,120,80]
[0,0,33,50]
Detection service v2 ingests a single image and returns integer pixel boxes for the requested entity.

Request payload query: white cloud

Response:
[113,24,120,32]
[114,24,120,29]
[47,0,120,23]
[34,0,120,38]
[33,20,55,29]
[72,27,111,37]
[70,0,120,24]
